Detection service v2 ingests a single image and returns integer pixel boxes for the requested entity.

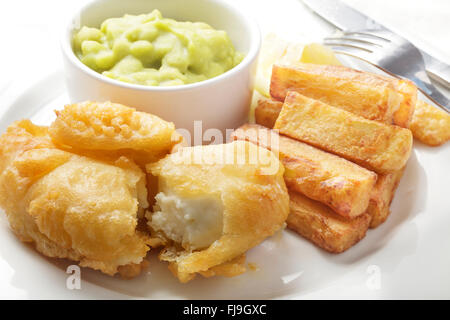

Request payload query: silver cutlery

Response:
[302,0,450,111]
[324,29,449,111]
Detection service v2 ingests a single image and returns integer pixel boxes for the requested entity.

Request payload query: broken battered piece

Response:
[0,120,153,277]
[231,124,377,218]
[0,102,182,277]
[274,92,413,173]
[49,101,182,165]
[146,141,289,282]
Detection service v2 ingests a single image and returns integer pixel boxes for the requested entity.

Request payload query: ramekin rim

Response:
[61,0,261,92]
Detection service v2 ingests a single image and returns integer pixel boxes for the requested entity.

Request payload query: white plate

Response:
[1,0,450,299]
[0,70,449,300]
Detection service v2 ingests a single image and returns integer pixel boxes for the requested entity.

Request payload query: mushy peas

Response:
[73,10,244,86]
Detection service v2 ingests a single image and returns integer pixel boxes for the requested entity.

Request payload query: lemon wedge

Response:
[300,43,342,66]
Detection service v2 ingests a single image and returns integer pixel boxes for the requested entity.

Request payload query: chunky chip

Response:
[287,191,371,253]
[231,124,376,218]
[410,100,450,146]
[393,80,417,128]
[270,63,401,123]
[274,92,413,173]
[255,97,283,128]
[368,168,405,228]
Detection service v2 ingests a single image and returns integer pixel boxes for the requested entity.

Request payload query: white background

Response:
[0,0,449,300]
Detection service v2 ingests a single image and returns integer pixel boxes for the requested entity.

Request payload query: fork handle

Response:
[412,71,450,113]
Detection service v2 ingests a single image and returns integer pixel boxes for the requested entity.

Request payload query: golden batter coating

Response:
[0,119,153,277]
[49,101,182,165]
[26,156,151,275]
[146,141,290,282]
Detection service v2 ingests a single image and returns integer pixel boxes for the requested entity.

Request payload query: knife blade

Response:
[302,0,450,88]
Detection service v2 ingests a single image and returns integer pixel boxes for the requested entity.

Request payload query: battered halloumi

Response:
[0,120,151,277]
[274,92,413,173]
[49,101,182,165]
[146,141,290,282]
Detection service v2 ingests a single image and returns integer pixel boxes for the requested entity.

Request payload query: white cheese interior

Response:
[150,192,223,251]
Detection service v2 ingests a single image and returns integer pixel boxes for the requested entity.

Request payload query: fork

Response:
[324,29,450,112]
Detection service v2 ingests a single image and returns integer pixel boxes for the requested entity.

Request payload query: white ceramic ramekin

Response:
[61,0,260,141]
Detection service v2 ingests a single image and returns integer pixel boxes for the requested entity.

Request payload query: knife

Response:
[302,0,450,88]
